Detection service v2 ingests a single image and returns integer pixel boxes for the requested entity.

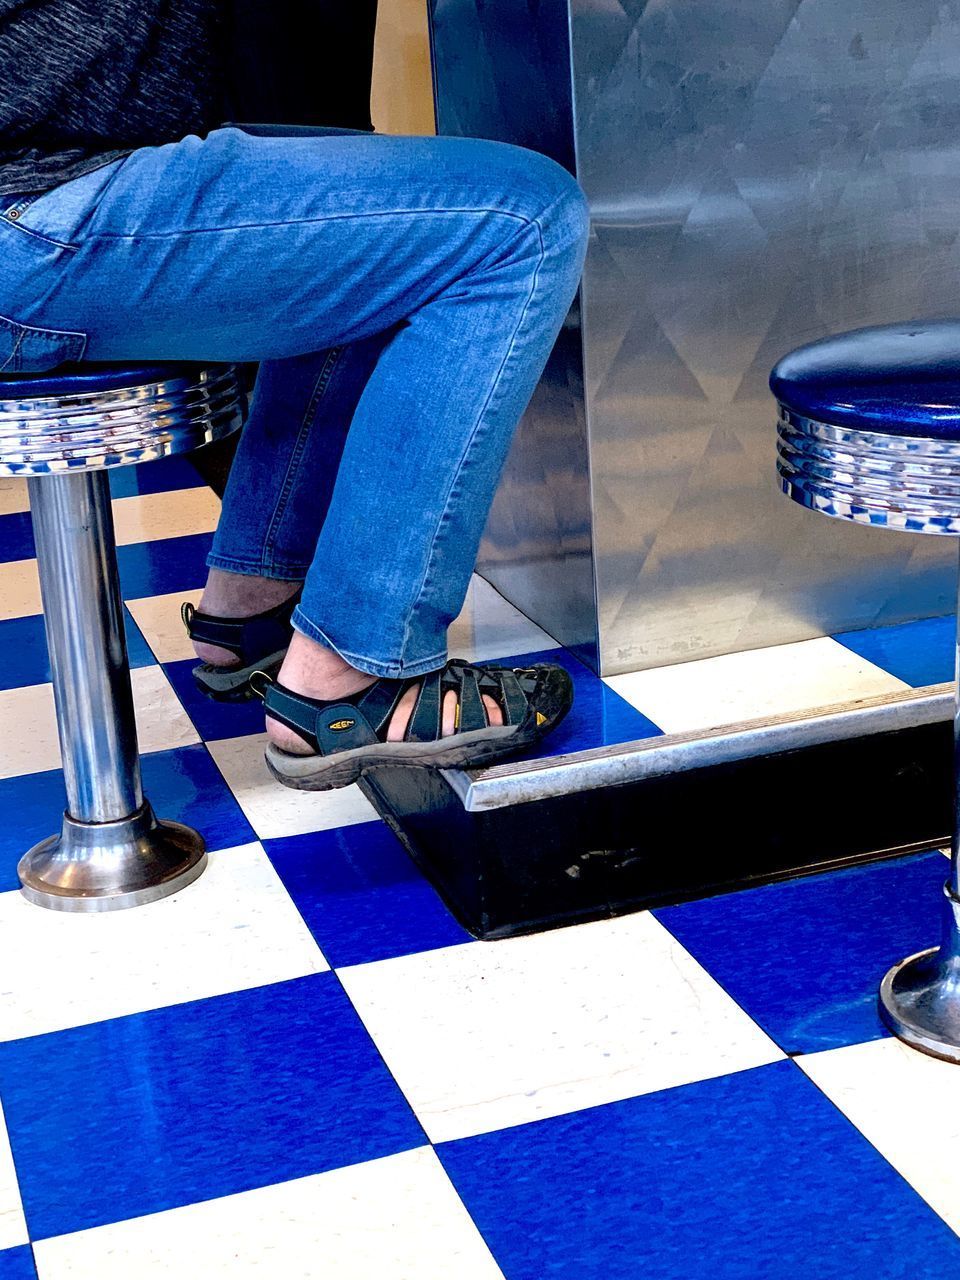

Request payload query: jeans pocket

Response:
[1,158,127,252]
[0,313,87,374]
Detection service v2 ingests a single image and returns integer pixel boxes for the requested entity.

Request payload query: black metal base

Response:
[360,721,952,940]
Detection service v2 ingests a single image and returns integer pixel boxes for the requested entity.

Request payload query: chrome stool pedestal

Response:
[878,885,960,1062]
[0,363,243,911]
[772,320,960,1062]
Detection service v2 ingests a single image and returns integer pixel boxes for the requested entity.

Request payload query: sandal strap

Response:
[182,590,300,665]
[263,676,413,756]
[488,667,530,724]
[407,669,444,743]
[354,677,412,736]
[450,663,487,732]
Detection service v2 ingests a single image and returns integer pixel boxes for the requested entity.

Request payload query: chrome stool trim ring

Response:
[776,405,960,535]
[0,364,243,476]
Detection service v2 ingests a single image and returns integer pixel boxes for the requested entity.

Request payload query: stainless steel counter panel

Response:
[431,0,599,665]
[430,0,959,676]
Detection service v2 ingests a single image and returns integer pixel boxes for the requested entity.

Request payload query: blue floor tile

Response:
[655,852,947,1055]
[0,973,425,1239]
[835,615,954,687]
[439,1060,960,1280]
[0,1249,36,1280]
[0,611,154,691]
[0,459,205,566]
[0,744,253,890]
[0,512,32,565]
[108,455,205,498]
[265,821,472,968]
[122,609,156,669]
[0,615,50,690]
[493,647,661,761]
[118,532,212,600]
[163,657,266,742]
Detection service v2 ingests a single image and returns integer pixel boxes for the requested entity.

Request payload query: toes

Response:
[387,684,420,743]
[442,689,458,737]
[440,690,504,737]
[482,693,504,728]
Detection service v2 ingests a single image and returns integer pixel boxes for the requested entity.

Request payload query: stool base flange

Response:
[18,802,207,913]
[880,884,960,1064]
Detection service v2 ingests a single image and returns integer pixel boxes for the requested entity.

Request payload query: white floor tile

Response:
[0,666,198,780]
[798,1037,960,1234]
[0,558,39,621]
[126,590,202,663]
[0,1101,27,1251]
[33,1147,504,1280]
[448,576,558,663]
[0,479,29,517]
[130,665,202,752]
[206,732,378,840]
[0,843,327,1041]
[111,488,220,547]
[605,637,909,734]
[339,912,782,1143]
[0,683,61,780]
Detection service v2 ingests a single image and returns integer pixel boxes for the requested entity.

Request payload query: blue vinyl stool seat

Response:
[0,361,244,912]
[0,362,195,398]
[772,320,960,534]
[771,319,960,1064]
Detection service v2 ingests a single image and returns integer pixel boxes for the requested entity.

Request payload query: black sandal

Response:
[258,658,574,791]
[182,589,301,702]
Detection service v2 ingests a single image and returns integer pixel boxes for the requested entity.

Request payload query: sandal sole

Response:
[191,649,288,703]
[265,728,536,792]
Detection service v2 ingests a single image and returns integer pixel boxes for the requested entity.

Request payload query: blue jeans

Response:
[0,126,589,677]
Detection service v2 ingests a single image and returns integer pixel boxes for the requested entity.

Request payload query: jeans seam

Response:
[398,214,549,660]
[205,551,307,579]
[88,206,541,241]
[0,330,22,373]
[263,346,343,561]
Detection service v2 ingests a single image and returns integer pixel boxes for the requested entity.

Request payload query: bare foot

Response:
[267,632,504,756]
[192,569,300,668]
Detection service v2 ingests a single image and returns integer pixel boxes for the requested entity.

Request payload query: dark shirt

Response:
[0,0,226,196]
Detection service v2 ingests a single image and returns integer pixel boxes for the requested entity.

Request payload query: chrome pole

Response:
[951,548,960,899]
[18,471,207,912]
[878,541,960,1060]
[27,472,143,822]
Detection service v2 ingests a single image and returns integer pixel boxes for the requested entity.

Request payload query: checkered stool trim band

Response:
[0,365,243,477]
[776,405,960,536]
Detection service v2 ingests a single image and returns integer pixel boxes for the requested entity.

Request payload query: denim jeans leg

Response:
[295,183,590,677]
[208,331,390,580]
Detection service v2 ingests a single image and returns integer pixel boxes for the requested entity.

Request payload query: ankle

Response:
[277,631,375,702]
[200,569,299,619]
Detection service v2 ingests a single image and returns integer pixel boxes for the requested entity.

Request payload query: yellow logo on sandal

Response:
[329,719,356,731]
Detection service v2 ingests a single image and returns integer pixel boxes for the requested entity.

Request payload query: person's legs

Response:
[2,125,589,748]
[195,334,391,666]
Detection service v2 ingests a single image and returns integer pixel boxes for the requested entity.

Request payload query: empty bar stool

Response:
[0,363,243,911]
[771,319,960,1061]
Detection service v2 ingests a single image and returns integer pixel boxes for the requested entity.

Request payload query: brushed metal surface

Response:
[444,682,954,811]
[430,0,960,675]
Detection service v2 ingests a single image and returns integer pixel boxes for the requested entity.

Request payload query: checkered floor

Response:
[0,458,957,1277]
